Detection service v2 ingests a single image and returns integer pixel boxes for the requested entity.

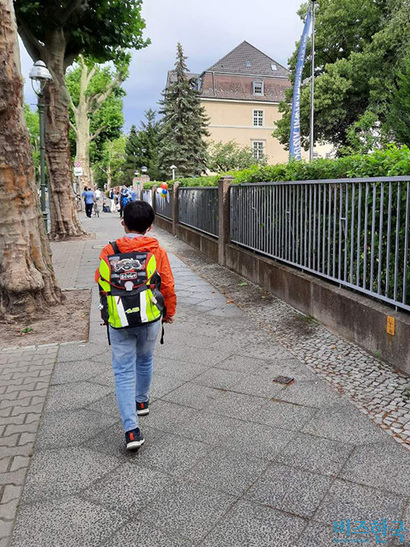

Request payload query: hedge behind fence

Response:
[145,145,410,188]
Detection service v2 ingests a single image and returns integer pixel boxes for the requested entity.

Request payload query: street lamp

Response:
[141,166,148,175]
[170,164,177,181]
[29,60,52,231]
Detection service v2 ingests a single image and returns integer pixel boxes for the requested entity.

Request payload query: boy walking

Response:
[96,201,176,450]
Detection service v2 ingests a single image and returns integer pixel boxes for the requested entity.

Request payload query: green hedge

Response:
[144,145,410,188]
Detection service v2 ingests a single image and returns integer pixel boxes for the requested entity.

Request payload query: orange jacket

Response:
[95,236,177,318]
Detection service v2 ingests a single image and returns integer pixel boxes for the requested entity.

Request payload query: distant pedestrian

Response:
[82,187,96,218]
[109,189,116,213]
[95,201,176,450]
[119,186,129,218]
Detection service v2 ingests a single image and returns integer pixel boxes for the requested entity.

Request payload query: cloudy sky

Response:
[20,0,304,131]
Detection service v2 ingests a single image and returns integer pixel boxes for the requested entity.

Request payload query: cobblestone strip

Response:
[0,346,58,546]
[156,230,410,451]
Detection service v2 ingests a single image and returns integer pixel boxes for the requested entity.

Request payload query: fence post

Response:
[152,185,157,213]
[218,176,233,266]
[172,182,180,236]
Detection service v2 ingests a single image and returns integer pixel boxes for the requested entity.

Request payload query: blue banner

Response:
[289,10,311,160]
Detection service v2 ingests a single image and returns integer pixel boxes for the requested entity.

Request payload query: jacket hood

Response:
[113,236,160,254]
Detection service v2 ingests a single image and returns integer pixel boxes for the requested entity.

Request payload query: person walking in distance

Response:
[82,187,96,218]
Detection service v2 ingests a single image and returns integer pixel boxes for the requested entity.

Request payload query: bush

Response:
[142,145,410,188]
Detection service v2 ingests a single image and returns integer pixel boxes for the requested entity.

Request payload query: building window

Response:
[253,110,264,127]
[246,60,251,67]
[252,80,264,95]
[253,141,264,159]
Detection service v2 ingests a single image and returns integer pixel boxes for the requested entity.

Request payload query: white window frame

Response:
[252,140,265,159]
[253,109,264,127]
[253,80,264,96]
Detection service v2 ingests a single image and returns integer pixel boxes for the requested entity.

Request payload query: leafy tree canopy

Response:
[274,0,410,152]
[66,56,128,164]
[14,0,148,68]
[208,141,266,173]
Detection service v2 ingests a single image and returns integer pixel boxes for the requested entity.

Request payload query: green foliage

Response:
[387,55,410,147]
[274,0,410,152]
[94,136,126,188]
[14,0,148,66]
[123,110,161,182]
[24,103,39,178]
[160,145,410,187]
[208,141,266,172]
[158,43,209,178]
[66,56,128,164]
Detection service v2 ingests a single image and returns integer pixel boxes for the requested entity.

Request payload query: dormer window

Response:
[253,80,264,96]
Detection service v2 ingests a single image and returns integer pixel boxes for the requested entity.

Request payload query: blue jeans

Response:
[109,321,160,432]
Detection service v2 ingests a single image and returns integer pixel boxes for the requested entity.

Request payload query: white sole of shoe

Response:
[126,438,145,450]
[137,409,149,416]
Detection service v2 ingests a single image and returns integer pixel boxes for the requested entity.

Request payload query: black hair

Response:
[123,200,155,233]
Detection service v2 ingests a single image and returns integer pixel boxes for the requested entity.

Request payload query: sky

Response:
[20,0,304,132]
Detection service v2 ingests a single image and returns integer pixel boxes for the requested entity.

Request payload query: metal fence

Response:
[141,189,153,206]
[178,187,219,237]
[230,177,410,312]
[155,189,173,220]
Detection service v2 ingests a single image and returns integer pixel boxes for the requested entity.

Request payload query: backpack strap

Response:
[110,240,120,254]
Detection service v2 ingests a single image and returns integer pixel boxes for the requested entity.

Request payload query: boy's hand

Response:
[162,315,174,324]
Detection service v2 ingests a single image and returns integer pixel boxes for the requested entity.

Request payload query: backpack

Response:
[98,241,165,329]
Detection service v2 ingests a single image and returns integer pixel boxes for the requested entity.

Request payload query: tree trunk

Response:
[74,59,92,191]
[0,0,62,317]
[75,100,92,191]
[106,164,112,187]
[43,29,84,238]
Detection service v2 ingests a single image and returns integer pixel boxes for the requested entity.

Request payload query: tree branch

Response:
[59,0,87,24]
[89,125,106,141]
[69,120,78,135]
[90,71,125,114]
[17,16,45,60]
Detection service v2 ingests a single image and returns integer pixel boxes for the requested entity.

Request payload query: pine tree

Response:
[122,110,161,182]
[158,43,209,178]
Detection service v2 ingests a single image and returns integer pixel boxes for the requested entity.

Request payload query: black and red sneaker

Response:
[125,428,145,450]
[136,401,149,416]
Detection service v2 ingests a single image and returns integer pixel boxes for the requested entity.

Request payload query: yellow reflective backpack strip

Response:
[145,289,161,321]
[99,259,111,282]
[115,297,129,327]
[146,254,157,281]
[107,296,122,328]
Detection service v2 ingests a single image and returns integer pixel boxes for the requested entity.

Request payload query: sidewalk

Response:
[3,213,410,546]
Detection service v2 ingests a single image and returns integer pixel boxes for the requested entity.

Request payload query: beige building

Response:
[166,42,333,164]
[198,41,291,164]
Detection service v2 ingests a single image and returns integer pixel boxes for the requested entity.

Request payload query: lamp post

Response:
[29,61,52,231]
[170,164,177,181]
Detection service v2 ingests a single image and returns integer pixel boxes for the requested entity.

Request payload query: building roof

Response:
[205,41,289,78]
[166,70,200,87]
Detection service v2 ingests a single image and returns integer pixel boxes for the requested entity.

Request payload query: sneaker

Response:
[125,428,145,450]
[136,401,149,416]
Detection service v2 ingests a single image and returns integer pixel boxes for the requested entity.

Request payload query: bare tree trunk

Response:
[0,0,62,317]
[74,59,92,190]
[106,164,112,187]
[43,29,84,239]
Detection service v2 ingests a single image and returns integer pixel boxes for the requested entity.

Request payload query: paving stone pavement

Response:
[155,228,410,450]
[2,213,410,546]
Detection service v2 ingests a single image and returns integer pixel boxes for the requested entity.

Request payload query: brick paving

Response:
[1,212,410,546]
[0,346,58,546]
